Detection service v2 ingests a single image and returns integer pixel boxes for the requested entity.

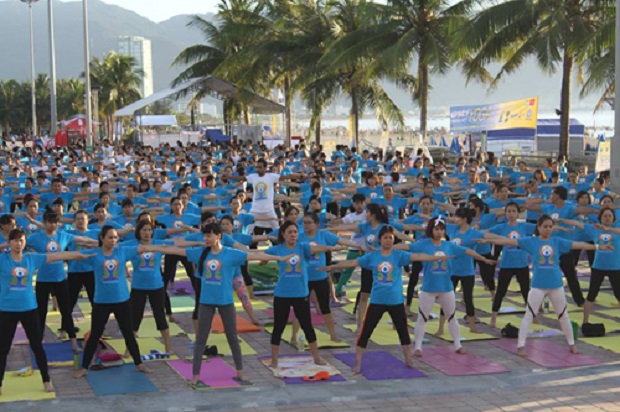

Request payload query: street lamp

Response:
[47,0,58,136]
[21,0,39,137]
[82,0,92,147]
[613,0,620,193]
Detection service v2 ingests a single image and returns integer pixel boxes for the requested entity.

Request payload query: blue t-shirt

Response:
[517,237,572,288]
[83,246,139,304]
[375,197,408,221]
[187,246,247,305]
[230,213,255,235]
[445,225,484,276]
[357,250,410,305]
[27,231,75,282]
[299,230,339,281]
[358,222,387,251]
[0,253,47,311]
[157,213,201,238]
[16,216,41,236]
[124,239,171,290]
[541,203,576,240]
[409,240,467,292]
[582,224,620,271]
[265,243,312,298]
[66,229,99,272]
[489,222,536,268]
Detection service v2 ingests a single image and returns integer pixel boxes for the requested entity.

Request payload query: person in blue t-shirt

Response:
[0,228,90,395]
[27,212,99,352]
[75,225,177,379]
[66,210,100,311]
[320,225,449,373]
[263,221,342,368]
[478,215,607,358]
[558,207,620,324]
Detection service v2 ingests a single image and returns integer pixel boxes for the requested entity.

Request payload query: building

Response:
[117,36,154,98]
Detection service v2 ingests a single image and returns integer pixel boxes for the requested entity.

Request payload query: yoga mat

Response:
[106,337,178,362]
[137,318,185,338]
[586,315,620,332]
[235,298,270,312]
[334,351,426,380]
[581,336,620,354]
[0,373,56,403]
[343,323,411,346]
[13,324,29,345]
[259,354,343,379]
[173,279,195,295]
[170,296,196,313]
[211,314,261,333]
[491,339,602,368]
[263,324,350,349]
[51,318,92,341]
[593,293,620,309]
[30,342,81,369]
[475,298,524,315]
[434,324,497,342]
[77,301,92,316]
[416,346,509,376]
[168,358,244,389]
[263,308,326,325]
[187,333,257,356]
[480,315,561,338]
[86,363,158,395]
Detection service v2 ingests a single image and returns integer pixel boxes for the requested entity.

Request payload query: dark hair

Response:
[598,207,617,223]
[504,201,521,213]
[576,191,591,204]
[455,208,473,224]
[8,228,26,241]
[534,214,554,236]
[599,194,614,205]
[121,198,134,208]
[43,211,60,223]
[552,186,568,200]
[366,203,388,224]
[99,225,117,246]
[277,221,298,244]
[469,197,488,214]
[201,211,215,224]
[220,215,234,226]
[352,193,366,203]
[425,217,446,239]
[134,219,153,241]
[74,209,89,219]
[94,203,106,213]
[284,205,300,218]
[0,214,16,226]
[304,212,319,225]
[52,197,65,206]
[378,225,395,240]
[201,222,222,235]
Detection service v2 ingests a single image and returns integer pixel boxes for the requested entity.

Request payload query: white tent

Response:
[135,115,177,127]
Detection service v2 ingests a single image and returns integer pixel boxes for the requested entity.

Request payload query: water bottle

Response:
[297,333,305,351]
[543,297,550,313]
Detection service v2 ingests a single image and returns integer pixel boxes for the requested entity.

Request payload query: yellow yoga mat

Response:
[234,299,270,312]
[263,324,349,349]
[434,324,497,342]
[596,309,620,319]
[592,292,620,309]
[581,336,620,354]
[187,333,257,356]
[106,337,178,363]
[77,301,92,316]
[343,322,411,346]
[137,318,185,338]
[51,318,92,341]
[475,298,524,315]
[0,373,56,403]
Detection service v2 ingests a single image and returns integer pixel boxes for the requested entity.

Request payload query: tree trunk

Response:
[418,62,429,142]
[284,75,292,147]
[559,50,574,158]
[351,88,359,148]
[314,118,321,145]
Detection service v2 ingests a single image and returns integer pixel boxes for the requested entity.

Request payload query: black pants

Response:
[360,268,374,294]
[163,254,196,316]
[68,271,95,311]
[0,309,50,385]
[452,276,476,317]
[406,262,423,307]
[560,252,585,306]
[357,303,410,348]
[476,253,496,291]
[587,269,620,303]
[81,300,142,369]
[308,279,331,315]
[271,296,316,345]
[36,280,76,339]
[572,246,595,268]
[240,262,253,286]
[492,267,530,312]
[130,287,169,332]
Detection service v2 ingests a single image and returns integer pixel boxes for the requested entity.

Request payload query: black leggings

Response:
[68,271,95,311]
[36,280,76,339]
[572,246,595,268]
[240,262,253,287]
[271,296,316,345]
[163,254,196,316]
[560,252,585,306]
[357,303,410,348]
[130,287,169,332]
[476,253,496,291]
[492,267,530,312]
[587,269,620,303]
[452,276,476,317]
[0,309,50,386]
[308,279,331,315]
[81,300,142,369]
[406,262,423,307]
[360,268,374,294]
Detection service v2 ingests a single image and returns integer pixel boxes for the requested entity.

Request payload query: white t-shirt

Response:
[342,210,367,250]
[247,172,280,213]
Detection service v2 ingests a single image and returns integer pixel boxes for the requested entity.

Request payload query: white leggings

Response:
[415,291,462,352]
[518,287,574,347]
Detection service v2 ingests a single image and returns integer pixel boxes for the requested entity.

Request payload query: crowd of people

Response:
[0,137,618,394]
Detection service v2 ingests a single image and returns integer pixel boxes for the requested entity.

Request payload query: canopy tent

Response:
[536,118,585,155]
[114,76,286,118]
[135,115,178,127]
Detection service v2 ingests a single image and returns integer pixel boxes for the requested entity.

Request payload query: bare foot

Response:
[435,329,444,337]
[330,335,342,342]
[267,361,279,369]
[74,369,88,378]
[250,317,263,326]
[189,378,199,386]
[413,349,423,358]
[469,327,480,334]
[352,365,361,374]
[405,360,415,369]
[122,350,131,359]
[43,382,54,393]
[517,346,527,357]
[137,364,153,374]
[168,315,177,324]
[314,357,327,366]
[72,346,83,353]
[569,345,580,354]
[455,347,466,355]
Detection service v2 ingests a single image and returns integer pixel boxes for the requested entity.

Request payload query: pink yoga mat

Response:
[263,308,326,325]
[491,339,601,368]
[13,324,29,345]
[417,346,509,376]
[167,358,240,388]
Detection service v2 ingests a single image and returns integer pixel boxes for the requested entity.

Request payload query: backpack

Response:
[501,323,519,339]
[582,323,605,337]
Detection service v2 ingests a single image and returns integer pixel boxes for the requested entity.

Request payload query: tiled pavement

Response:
[4,263,620,412]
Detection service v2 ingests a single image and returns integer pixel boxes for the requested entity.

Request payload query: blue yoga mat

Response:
[86,364,158,396]
[30,342,82,369]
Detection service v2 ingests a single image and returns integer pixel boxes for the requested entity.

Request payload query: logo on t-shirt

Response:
[139,252,155,270]
[10,267,28,290]
[102,259,119,282]
[599,234,613,250]
[538,245,555,267]
[46,240,60,253]
[234,220,241,232]
[550,213,560,221]
[376,261,394,283]
[366,234,377,250]
[204,259,223,283]
[308,242,320,263]
[173,220,184,229]
[451,238,462,246]
[255,182,268,201]
[370,192,378,199]
[284,254,302,276]
[26,223,38,235]
[431,251,448,273]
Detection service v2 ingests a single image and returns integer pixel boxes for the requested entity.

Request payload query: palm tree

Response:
[457,0,612,157]
[0,80,26,135]
[57,78,85,121]
[34,73,51,134]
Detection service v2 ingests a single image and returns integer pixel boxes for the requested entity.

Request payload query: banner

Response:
[450,97,538,133]
[596,141,611,173]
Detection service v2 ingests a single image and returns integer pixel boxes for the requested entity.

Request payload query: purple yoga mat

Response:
[173,280,195,295]
[168,358,241,388]
[13,324,29,345]
[334,351,426,380]
[491,339,602,368]
[417,346,509,376]
[283,375,347,384]
[263,308,326,325]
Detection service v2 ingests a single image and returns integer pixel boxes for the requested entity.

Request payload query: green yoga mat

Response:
[343,322,411,346]
[581,336,620,354]
[187,333,257,356]
[592,292,620,309]
[171,296,196,313]
[250,262,279,294]
[234,298,270,312]
[263,323,350,349]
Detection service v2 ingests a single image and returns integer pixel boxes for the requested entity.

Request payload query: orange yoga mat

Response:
[211,314,261,333]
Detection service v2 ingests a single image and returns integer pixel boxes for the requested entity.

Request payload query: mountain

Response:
[0,0,600,111]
